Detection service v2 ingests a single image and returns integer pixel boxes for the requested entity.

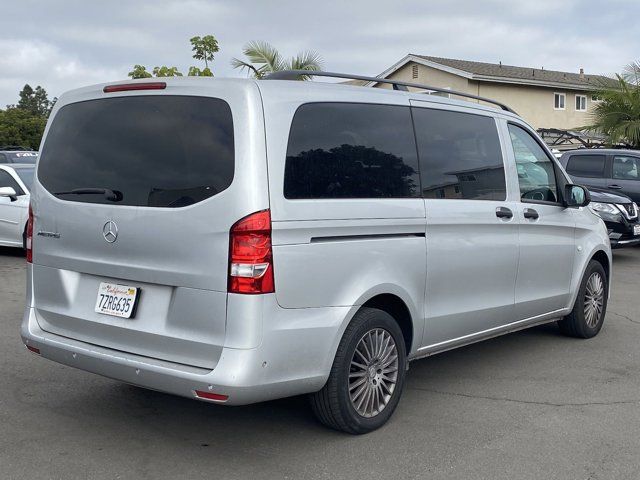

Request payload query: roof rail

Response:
[265,70,517,114]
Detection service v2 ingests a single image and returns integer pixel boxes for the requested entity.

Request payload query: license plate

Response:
[94,282,140,318]
[634,225,640,236]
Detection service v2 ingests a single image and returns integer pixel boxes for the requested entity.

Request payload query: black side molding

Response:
[310,232,425,243]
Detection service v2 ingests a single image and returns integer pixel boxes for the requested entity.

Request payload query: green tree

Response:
[190,35,219,69]
[17,84,54,116]
[128,65,153,79]
[0,107,48,149]
[127,34,219,78]
[231,41,323,80]
[152,66,183,77]
[187,66,213,77]
[128,65,183,78]
[583,62,640,148]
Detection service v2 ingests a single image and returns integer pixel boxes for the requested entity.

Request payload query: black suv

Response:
[587,188,640,248]
[0,146,38,164]
[559,149,640,203]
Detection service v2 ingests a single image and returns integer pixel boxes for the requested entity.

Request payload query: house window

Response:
[575,95,587,111]
[591,94,602,102]
[554,93,565,110]
[412,64,419,79]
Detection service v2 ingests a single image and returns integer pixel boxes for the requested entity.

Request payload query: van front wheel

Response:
[310,307,407,434]
[558,260,608,338]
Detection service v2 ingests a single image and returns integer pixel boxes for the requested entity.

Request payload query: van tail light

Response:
[26,204,33,263]
[103,82,166,93]
[228,210,274,294]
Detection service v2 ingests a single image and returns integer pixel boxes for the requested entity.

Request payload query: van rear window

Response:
[38,96,234,208]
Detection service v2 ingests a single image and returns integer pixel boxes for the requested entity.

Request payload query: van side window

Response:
[284,103,420,199]
[508,124,559,203]
[412,108,506,200]
[612,156,640,180]
[566,155,606,178]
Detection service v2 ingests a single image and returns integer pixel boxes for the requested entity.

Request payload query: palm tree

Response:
[231,41,323,80]
[583,62,640,148]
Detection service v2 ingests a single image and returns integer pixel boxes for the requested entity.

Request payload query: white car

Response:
[0,164,34,248]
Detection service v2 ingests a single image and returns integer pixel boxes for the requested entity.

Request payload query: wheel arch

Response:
[345,284,421,356]
[591,249,610,282]
[361,294,414,355]
[568,247,612,310]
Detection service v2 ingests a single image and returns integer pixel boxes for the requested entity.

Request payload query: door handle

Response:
[608,184,623,190]
[523,208,539,220]
[495,206,513,219]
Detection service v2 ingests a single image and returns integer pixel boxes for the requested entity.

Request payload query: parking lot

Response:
[0,247,638,480]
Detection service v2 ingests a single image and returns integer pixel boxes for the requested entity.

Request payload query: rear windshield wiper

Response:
[54,188,123,202]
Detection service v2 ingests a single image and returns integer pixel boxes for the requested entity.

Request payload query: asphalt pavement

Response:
[1,246,639,479]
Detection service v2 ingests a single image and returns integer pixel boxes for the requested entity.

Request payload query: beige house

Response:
[367,54,615,131]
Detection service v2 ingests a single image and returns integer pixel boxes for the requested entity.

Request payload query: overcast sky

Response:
[1,0,638,106]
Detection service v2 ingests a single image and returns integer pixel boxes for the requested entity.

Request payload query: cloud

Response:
[0,0,637,105]
[0,39,123,105]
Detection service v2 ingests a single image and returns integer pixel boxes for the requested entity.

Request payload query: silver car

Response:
[21,73,611,434]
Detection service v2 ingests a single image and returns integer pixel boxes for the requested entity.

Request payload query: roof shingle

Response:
[413,55,617,88]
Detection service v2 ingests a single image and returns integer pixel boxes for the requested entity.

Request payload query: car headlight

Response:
[589,202,619,216]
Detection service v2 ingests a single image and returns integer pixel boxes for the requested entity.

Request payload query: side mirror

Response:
[0,186,17,202]
[564,184,590,208]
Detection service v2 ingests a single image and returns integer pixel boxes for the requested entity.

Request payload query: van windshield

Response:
[38,95,234,208]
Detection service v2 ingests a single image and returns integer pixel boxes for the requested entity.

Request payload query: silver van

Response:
[21,72,611,434]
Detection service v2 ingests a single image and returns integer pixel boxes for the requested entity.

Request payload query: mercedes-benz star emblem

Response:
[102,220,118,243]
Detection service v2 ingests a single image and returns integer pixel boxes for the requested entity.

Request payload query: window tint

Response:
[613,156,640,180]
[412,108,506,200]
[508,124,559,203]
[284,103,420,199]
[38,96,234,208]
[0,170,23,195]
[0,154,6,163]
[566,154,605,178]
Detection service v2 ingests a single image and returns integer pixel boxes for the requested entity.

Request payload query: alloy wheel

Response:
[583,271,604,328]
[348,328,399,418]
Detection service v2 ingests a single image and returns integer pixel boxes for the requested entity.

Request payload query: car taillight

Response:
[103,82,166,93]
[228,209,274,294]
[26,204,33,263]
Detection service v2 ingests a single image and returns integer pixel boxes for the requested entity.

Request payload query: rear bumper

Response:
[21,303,348,405]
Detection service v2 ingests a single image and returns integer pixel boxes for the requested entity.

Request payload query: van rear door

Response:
[31,80,267,369]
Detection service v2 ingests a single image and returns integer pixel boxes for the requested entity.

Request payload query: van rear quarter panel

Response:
[258,82,426,350]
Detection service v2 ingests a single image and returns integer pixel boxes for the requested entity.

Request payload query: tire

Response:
[558,260,608,338]
[310,307,407,434]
